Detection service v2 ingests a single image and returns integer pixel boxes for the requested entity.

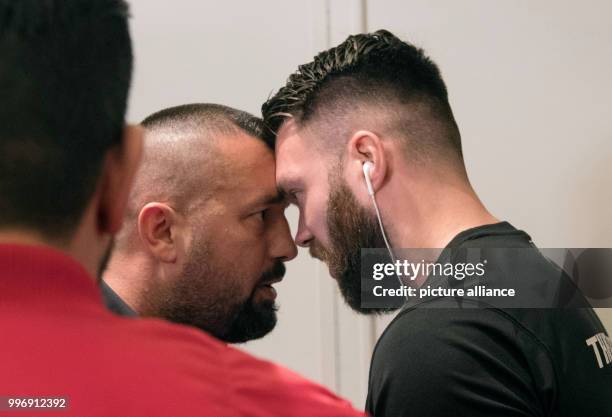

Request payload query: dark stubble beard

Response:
[310,177,396,314]
[156,234,283,343]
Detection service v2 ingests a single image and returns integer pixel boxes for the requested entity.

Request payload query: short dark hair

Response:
[112,103,271,244]
[262,29,462,161]
[0,0,132,240]
[142,103,272,149]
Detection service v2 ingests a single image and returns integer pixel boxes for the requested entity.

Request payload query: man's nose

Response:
[271,216,298,261]
[295,213,314,248]
[280,236,298,262]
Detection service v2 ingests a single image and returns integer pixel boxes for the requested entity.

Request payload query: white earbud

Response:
[362,161,375,196]
[361,160,404,296]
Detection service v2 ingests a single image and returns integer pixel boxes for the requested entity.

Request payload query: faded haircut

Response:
[115,104,270,251]
[143,103,272,149]
[261,29,463,164]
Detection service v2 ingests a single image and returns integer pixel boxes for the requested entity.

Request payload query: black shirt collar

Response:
[445,221,531,248]
[100,281,138,317]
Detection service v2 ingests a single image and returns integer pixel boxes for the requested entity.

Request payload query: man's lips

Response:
[258,274,284,300]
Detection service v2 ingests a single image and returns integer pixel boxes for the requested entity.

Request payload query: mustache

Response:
[259,261,286,283]
[309,241,328,261]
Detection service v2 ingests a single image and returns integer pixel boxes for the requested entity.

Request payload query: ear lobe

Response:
[97,124,144,235]
[138,203,178,263]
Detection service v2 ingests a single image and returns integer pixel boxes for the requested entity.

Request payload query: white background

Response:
[127,0,612,408]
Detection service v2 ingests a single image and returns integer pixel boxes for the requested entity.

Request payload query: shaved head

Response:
[104,103,297,343]
[116,103,271,251]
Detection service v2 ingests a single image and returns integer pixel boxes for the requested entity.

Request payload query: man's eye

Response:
[289,190,302,205]
[253,210,265,221]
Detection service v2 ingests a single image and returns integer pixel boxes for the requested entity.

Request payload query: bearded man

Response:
[103,103,297,343]
[262,29,612,417]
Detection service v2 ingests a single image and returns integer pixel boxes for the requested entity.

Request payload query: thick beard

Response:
[221,262,285,343]
[311,178,396,314]
[155,234,282,343]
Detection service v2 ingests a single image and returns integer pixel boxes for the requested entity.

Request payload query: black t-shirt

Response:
[365,222,612,417]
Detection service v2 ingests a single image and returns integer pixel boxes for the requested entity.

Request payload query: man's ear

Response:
[346,130,389,194]
[97,124,144,236]
[137,203,179,263]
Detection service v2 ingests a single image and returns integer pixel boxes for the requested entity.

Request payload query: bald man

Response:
[102,103,297,343]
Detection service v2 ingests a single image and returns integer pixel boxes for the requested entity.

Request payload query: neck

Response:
[0,230,50,247]
[0,229,102,279]
[380,168,498,250]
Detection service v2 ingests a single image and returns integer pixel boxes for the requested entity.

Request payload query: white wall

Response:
[127,0,612,409]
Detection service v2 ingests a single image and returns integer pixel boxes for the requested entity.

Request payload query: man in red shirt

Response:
[0,1,365,416]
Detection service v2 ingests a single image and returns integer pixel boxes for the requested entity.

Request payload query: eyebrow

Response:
[275,173,305,205]
[276,175,300,195]
[251,191,286,208]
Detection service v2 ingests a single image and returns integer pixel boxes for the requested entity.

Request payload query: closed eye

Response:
[252,210,266,221]
[287,189,302,206]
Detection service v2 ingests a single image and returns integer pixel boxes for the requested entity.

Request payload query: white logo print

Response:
[586,332,612,369]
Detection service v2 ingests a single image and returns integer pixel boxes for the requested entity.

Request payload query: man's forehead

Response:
[275,118,300,144]
[218,130,273,167]
[213,131,282,200]
[274,120,308,179]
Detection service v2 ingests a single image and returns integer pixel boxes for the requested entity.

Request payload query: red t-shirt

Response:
[0,244,367,417]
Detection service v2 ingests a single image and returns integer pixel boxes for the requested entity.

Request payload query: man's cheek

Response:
[306,205,332,248]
